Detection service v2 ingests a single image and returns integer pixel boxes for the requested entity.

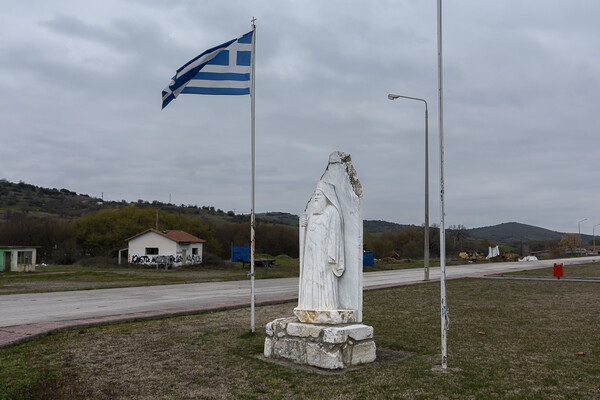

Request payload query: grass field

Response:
[1,277,598,399]
[0,254,301,295]
[0,256,449,295]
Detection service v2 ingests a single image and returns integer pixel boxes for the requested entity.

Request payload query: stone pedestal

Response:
[264,317,376,370]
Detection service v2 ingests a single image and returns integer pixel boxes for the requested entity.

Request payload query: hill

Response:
[467,222,564,242]
[0,179,245,224]
[1,179,591,243]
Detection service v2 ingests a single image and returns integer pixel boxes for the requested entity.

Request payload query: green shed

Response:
[0,246,38,272]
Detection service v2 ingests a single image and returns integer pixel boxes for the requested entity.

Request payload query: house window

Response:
[17,251,33,265]
[145,248,159,255]
[192,248,198,255]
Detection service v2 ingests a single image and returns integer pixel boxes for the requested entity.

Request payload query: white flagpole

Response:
[250,19,257,333]
[437,0,448,369]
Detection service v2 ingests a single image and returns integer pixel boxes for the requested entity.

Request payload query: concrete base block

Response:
[264,316,376,370]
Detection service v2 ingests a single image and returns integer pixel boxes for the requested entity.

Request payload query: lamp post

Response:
[388,94,429,281]
[578,218,587,236]
[577,218,587,257]
[594,224,600,254]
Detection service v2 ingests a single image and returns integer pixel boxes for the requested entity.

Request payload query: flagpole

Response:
[250,19,257,333]
[437,0,448,369]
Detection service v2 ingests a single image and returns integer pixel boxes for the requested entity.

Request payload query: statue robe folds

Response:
[265,151,376,369]
[298,201,344,310]
[294,154,363,325]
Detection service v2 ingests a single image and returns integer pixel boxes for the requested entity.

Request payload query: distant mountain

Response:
[466,222,591,243]
[361,220,593,244]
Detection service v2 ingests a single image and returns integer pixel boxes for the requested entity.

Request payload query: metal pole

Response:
[250,20,257,333]
[424,107,429,281]
[437,0,448,370]
[594,224,599,254]
[387,94,429,281]
[578,218,587,237]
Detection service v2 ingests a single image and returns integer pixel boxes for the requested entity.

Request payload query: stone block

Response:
[273,337,305,363]
[266,317,297,337]
[286,322,323,338]
[322,327,348,344]
[342,343,352,365]
[322,324,373,344]
[264,337,273,357]
[293,308,357,324]
[265,322,274,337]
[277,317,297,330]
[351,341,376,365]
[306,342,344,369]
[345,324,373,341]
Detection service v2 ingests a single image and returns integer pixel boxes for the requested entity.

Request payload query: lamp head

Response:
[388,94,399,100]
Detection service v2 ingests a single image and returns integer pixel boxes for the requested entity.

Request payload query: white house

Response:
[126,229,205,267]
[0,246,37,272]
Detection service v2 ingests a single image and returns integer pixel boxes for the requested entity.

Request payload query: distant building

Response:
[0,246,38,272]
[584,246,600,255]
[126,229,206,267]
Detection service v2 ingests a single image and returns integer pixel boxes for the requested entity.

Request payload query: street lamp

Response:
[577,218,587,257]
[594,224,600,254]
[578,218,587,236]
[388,94,430,281]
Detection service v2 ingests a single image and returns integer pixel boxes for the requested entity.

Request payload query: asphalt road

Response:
[1,256,597,328]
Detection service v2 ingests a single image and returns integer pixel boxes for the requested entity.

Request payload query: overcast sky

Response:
[1,1,599,234]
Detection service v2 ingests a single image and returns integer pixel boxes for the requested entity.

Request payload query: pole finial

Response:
[251,16,256,29]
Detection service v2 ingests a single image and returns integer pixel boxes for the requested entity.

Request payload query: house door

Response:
[3,252,11,272]
[181,249,186,265]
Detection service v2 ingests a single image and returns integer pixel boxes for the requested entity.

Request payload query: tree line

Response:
[0,206,585,265]
[0,206,298,264]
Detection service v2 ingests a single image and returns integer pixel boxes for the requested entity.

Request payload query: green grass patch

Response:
[1,278,598,399]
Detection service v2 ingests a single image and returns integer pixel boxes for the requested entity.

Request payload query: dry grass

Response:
[0,256,443,295]
[0,259,299,295]
[498,264,600,278]
[1,278,599,399]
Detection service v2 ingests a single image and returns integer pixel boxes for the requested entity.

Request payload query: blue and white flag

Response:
[162,31,253,109]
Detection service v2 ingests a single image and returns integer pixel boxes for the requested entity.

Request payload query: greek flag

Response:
[162,31,253,109]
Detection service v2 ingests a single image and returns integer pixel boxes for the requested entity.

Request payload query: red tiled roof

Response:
[126,228,206,243]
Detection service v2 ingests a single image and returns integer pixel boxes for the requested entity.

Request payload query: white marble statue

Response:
[265,151,376,369]
[294,151,363,324]
[298,181,345,310]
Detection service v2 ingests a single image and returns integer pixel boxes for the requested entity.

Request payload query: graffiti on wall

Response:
[130,254,202,265]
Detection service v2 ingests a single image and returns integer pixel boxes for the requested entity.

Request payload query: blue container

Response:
[231,242,250,263]
[363,251,374,267]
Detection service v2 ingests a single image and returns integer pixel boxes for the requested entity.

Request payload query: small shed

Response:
[126,229,206,267]
[0,246,38,272]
